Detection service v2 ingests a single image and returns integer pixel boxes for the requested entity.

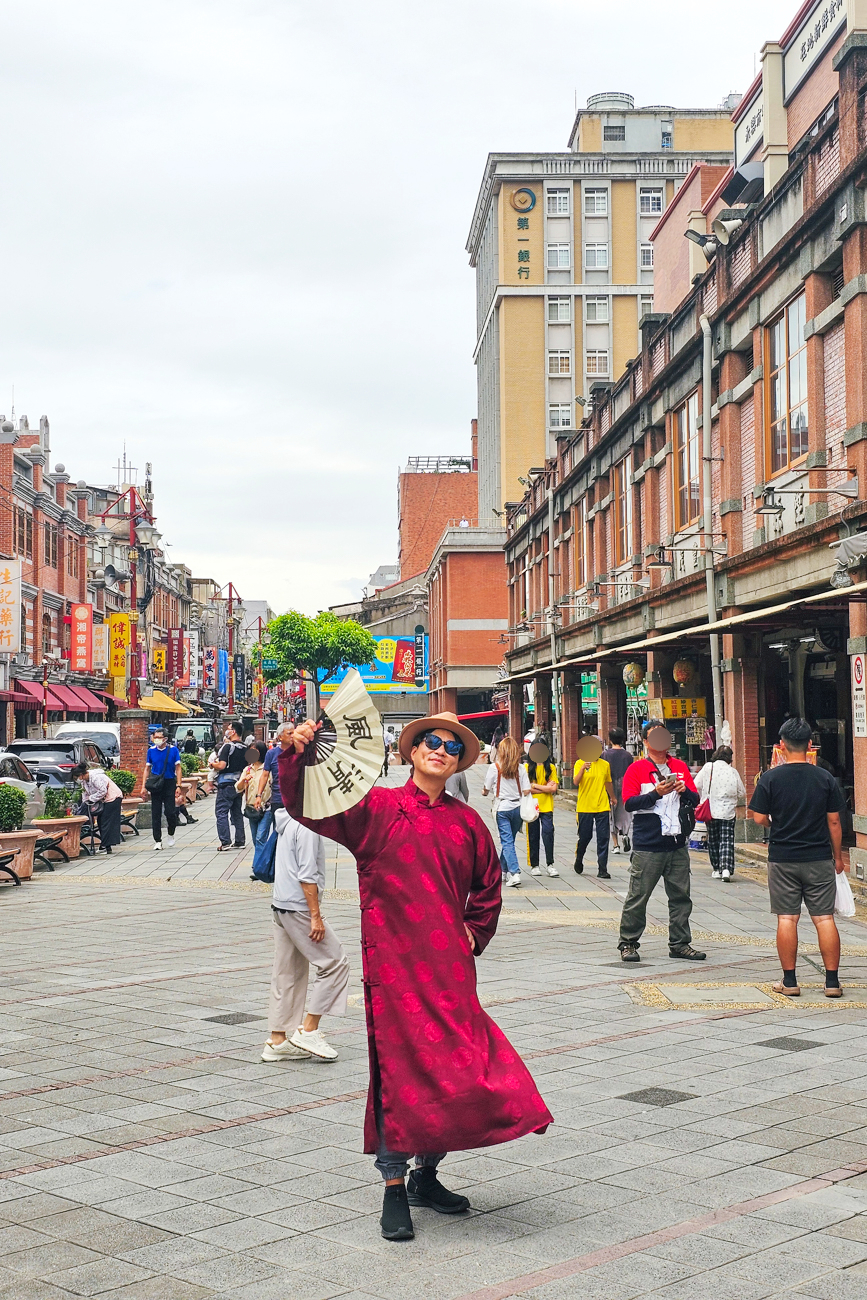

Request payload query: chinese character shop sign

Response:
[70,603,92,673]
[167,628,184,680]
[0,561,21,652]
[510,186,535,281]
[203,645,217,691]
[109,613,130,678]
[853,652,866,739]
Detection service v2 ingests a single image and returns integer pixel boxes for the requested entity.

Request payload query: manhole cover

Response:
[756,1036,825,1052]
[618,1087,697,1107]
[204,1012,266,1025]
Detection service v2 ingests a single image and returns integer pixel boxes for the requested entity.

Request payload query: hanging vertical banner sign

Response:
[414,623,426,688]
[218,648,229,696]
[166,628,184,680]
[70,603,93,673]
[233,653,246,685]
[153,645,166,673]
[109,613,130,678]
[188,630,200,689]
[852,653,867,739]
[92,623,109,671]
[203,645,217,691]
[177,636,191,689]
[0,560,21,653]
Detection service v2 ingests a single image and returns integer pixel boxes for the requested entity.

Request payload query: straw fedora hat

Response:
[398,712,480,773]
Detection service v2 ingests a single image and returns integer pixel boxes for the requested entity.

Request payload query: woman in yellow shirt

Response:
[523,741,560,877]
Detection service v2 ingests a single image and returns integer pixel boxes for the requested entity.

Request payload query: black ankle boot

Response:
[407,1165,470,1214]
[380,1183,414,1240]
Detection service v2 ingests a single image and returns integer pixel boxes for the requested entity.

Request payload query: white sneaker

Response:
[502,872,509,883]
[722,869,732,881]
[152,842,162,852]
[504,873,521,888]
[711,870,721,879]
[531,866,543,876]
[611,845,622,855]
[290,1027,338,1061]
[167,836,175,847]
[547,866,560,878]
[261,1038,311,1062]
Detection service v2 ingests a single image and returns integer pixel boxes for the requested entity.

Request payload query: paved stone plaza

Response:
[3,768,867,1298]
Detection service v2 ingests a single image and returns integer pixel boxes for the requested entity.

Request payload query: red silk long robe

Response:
[279,750,552,1155]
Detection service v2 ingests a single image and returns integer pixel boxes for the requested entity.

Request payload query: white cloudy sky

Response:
[0,0,794,615]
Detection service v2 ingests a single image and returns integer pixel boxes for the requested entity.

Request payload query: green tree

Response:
[264,610,377,712]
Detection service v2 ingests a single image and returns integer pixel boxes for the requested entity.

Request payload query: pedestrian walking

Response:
[523,740,559,877]
[602,728,634,855]
[279,711,552,1243]
[236,741,270,822]
[251,723,294,881]
[213,722,248,851]
[695,746,746,881]
[483,735,531,888]
[142,727,181,852]
[261,809,350,1063]
[573,736,615,878]
[181,729,199,755]
[72,763,123,853]
[618,722,704,963]
[445,770,469,802]
[748,717,847,998]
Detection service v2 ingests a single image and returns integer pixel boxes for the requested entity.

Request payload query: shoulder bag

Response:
[694,763,714,823]
[145,748,165,795]
[491,770,502,820]
[650,761,697,839]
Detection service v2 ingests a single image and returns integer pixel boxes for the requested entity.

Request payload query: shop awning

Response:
[0,689,37,706]
[505,578,867,682]
[67,686,108,713]
[50,685,91,713]
[458,709,508,721]
[138,690,191,715]
[95,689,128,706]
[14,679,68,712]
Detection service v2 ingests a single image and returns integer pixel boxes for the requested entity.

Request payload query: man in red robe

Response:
[279,710,552,1242]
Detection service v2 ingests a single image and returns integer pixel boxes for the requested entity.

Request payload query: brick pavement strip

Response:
[2,771,867,1298]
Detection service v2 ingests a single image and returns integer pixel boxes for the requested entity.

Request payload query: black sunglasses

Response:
[420,732,464,757]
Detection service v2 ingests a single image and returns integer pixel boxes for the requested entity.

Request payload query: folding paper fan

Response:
[302,668,383,819]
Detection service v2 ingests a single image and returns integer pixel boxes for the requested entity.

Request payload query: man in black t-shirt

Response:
[213,722,249,850]
[748,717,847,999]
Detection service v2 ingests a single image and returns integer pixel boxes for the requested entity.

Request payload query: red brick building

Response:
[502,0,867,889]
[398,448,478,580]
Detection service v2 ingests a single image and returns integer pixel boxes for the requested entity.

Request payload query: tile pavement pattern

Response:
[2,767,867,1297]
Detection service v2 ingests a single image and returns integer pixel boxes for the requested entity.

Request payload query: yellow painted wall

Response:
[500,182,543,286]
[611,181,636,284]
[499,296,545,506]
[577,116,602,151]
[672,116,733,153]
[613,296,638,379]
[574,308,584,403]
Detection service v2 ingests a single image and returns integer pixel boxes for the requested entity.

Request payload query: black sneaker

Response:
[407,1166,469,1214]
[573,861,584,875]
[622,837,631,853]
[597,871,611,879]
[380,1183,414,1240]
[670,945,706,961]
[620,945,640,962]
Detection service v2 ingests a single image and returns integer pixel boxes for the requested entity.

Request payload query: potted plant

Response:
[0,784,40,879]
[30,786,89,861]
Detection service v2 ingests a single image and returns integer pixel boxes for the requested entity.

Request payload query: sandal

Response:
[772,980,801,996]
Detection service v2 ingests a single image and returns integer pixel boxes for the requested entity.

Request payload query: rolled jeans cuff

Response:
[373,1152,444,1182]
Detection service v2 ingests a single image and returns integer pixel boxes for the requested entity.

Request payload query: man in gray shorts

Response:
[749,717,847,998]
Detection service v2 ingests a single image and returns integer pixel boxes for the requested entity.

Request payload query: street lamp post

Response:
[42,658,49,739]
[97,488,156,710]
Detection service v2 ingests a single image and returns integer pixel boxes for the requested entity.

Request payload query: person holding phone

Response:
[617,721,704,964]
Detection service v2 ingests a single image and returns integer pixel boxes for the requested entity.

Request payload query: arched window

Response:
[42,612,52,655]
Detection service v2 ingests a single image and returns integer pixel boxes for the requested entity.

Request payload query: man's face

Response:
[411,728,461,780]
[645,726,672,758]
[278,726,295,749]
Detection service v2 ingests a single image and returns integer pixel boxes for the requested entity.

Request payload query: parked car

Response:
[5,739,113,788]
[0,752,48,820]
[54,723,120,763]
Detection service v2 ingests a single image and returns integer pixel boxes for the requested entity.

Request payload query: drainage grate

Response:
[757,1037,825,1053]
[204,1012,266,1025]
[618,1087,697,1107]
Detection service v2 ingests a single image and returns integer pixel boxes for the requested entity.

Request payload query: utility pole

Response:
[212,583,243,715]
[257,616,265,720]
[42,659,49,739]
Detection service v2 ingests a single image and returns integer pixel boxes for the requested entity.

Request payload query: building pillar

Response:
[722,633,762,841]
[508,681,522,741]
[561,676,581,774]
[597,663,622,740]
[718,350,749,555]
[760,43,788,191]
[438,687,458,716]
[119,708,150,791]
[533,676,551,739]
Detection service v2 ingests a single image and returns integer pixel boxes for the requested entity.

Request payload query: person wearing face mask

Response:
[142,727,181,852]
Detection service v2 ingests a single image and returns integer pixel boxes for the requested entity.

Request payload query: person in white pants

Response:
[261,808,350,1063]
